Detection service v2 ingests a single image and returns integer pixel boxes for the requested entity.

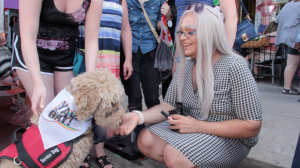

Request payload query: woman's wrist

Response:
[133,110,144,125]
[195,120,207,134]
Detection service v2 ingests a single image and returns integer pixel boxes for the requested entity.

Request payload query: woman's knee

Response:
[137,129,154,151]
[163,145,195,168]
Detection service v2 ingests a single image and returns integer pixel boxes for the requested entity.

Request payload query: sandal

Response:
[96,155,113,168]
[282,87,300,95]
[80,154,90,168]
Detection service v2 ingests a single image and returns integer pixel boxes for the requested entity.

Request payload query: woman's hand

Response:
[161,2,171,19]
[123,59,133,80]
[115,112,139,136]
[168,115,202,134]
[31,83,46,116]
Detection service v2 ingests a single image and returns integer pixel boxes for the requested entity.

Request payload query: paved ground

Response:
[0,81,299,168]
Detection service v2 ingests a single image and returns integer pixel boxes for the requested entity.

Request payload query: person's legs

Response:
[283,54,300,90]
[139,50,160,109]
[245,52,259,76]
[53,71,75,94]
[122,49,143,111]
[163,144,198,168]
[137,129,168,162]
[137,129,198,168]
[91,119,112,168]
[16,69,55,111]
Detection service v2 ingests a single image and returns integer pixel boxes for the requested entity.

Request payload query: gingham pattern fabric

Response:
[147,55,262,168]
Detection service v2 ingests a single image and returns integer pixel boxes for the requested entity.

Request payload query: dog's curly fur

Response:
[0,69,125,168]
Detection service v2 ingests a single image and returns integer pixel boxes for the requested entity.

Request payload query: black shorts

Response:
[11,34,75,75]
[287,46,300,56]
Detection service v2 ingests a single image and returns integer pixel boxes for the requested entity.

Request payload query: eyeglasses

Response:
[185,3,205,12]
[185,3,218,17]
[176,26,197,38]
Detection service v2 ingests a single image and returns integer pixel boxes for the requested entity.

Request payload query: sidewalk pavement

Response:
[0,82,299,168]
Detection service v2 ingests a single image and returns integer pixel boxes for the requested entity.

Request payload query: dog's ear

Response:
[73,88,98,121]
[70,69,124,121]
[94,102,125,130]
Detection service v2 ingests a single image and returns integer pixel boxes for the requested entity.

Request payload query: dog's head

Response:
[66,69,125,130]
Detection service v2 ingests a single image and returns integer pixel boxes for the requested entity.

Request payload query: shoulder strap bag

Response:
[233,0,258,51]
[138,1,173,82]
[138,0,161,43]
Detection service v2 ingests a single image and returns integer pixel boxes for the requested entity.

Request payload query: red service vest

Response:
[0,125,74,168]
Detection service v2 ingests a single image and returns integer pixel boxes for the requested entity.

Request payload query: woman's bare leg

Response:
[137,129,198,168]
[284,54,300,89]
[16,69,55,110]
[53,71,75,95]
[137,128,168,162]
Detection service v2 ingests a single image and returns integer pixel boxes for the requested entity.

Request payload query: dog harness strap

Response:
[16,136,40,168]
[11,127,26,144]
[64,135,84,147]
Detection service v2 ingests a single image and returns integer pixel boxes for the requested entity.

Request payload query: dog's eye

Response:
[105,108,119,117]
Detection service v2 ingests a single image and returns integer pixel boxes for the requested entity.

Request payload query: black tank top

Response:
[13,0,91,51]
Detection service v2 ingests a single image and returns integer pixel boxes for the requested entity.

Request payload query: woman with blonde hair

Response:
[116,4,262,168]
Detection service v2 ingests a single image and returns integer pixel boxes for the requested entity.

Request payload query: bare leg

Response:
[253,53,260,75]
[137,129,168,162]
[53,71,75,95]
[137,129,199,168]
[284,54,300,89]
[94,142,113,168]
[16,69,55,109]
[245,53,258,75]
[244,53,252,60]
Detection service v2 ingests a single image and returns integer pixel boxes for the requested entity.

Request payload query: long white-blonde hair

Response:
[176,4,242,120]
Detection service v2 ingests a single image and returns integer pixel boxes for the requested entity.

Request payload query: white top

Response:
[275,1,300,48]
[38,88,92,149]
[0,0,4,33]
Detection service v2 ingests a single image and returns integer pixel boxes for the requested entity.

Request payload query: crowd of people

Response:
[0,0,299,167]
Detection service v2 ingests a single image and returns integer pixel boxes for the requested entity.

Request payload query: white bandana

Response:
[38,88,92,149]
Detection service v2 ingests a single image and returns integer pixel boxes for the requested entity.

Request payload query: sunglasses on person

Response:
[185,3,218,17]
[176,4,218,38]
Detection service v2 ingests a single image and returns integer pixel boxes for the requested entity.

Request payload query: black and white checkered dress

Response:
[147,55,262,168]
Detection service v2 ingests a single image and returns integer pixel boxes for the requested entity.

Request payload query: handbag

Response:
[233,0,258,50]
[241,35,269,48]
[138,0,173,82]
[73,46,86,76]
[0,45,13,80]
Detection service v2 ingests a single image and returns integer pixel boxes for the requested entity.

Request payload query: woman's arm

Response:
[121,0,133,80]
[84,0,103,72]
[141,102,175,124]
[116,102,176,136]
[220,0,238,47]
[169,116,262,138]
[19,0,44,115]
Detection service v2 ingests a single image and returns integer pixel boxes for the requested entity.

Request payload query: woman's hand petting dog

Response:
[115,112,139,136]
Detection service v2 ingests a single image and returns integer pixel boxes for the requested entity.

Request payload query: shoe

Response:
[282,87,300,95]
[96,155,113,168]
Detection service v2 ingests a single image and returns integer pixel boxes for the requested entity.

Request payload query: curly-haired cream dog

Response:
[0,69,125,168]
